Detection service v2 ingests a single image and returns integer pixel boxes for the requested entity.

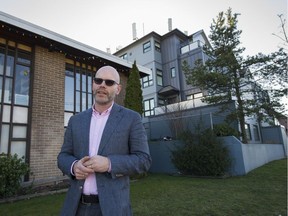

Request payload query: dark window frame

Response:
[155,41,161,52]
[64,63,95,117]
[143,98,155,117]
[143,41,151,53]
[0,39,32,164]
[156,69,163,86]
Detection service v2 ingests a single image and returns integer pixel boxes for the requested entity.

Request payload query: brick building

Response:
[0,12,150,185]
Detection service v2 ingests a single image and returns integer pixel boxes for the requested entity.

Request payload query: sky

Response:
[0,0,287,56]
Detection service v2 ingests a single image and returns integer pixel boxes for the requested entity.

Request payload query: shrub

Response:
[0,153,29,198]
[171,129,231,176]
[213,123,239,137]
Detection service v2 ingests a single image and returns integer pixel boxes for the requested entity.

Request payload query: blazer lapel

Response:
[98,104,123,154]
[81,108,92,157]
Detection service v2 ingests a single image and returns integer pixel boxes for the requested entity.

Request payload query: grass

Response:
[0,159,287,216]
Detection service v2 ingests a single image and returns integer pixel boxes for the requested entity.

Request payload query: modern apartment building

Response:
[114,27,285,143]
[114,28,211,118]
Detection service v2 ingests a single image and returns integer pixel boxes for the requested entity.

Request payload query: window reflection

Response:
[64,63,95,115]
[65,68,74,111]
[15,65,30,106]
[0,40,31,159]
[6,50,15,77]
[4,78,12,104]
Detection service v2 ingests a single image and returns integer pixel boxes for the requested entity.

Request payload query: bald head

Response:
[96,66,120,84]
[93,65,122,111]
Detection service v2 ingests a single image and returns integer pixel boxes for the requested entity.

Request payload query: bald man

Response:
[58,66,152,216]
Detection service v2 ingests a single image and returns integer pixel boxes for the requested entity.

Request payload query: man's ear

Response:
[116,84,122,95]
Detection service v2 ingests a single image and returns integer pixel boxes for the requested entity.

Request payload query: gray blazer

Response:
[57,103,152,216]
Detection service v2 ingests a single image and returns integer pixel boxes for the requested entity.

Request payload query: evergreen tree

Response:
[124,61,143,115]
[183,8,287,143]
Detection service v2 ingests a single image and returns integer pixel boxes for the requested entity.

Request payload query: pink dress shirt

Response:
[83,105,112,195]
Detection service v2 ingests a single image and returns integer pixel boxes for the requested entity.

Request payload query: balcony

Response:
[180,40,204,55]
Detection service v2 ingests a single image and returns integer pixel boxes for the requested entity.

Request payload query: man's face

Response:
[92,70,121,106]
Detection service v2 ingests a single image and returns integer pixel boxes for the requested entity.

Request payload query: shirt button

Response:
[79,186,83,190]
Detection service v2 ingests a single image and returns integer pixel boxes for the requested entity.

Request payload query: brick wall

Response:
[30,46,65,182]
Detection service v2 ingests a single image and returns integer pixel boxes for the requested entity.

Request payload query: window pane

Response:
[82,73,87,92]
[17,51,31,65]
[171,67,176,78]
[87,73,92,93]
[76,91,80,112]
[87,93,92,108]
[0,47,4,75]
[15,65,30,106]
[4,78,12,103]
[76,70,80,91]
[6,50,15,77]
[151,100,155,109]
[144,100,150,110]
[13,106,28,123]
[13,126,27,138]
[11,141,26,158]
[3,105,11,122]
[0,124,9,153]
[64,112,73,127]
[65,70,74,111]
[155,41,161,52]
[82,92,86,110]
[157,76,163,86]
[0,76,2,102]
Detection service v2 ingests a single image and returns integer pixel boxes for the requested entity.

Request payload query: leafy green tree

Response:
[183,8,287,143]
[124,61,143,115]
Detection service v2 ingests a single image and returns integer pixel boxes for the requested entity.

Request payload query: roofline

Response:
[0,11,150,75]
[114,31,161,55]
[114,28,211,55]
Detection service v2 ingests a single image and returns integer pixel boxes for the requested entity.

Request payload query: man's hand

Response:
[83,155,110,173]
[73,156,94,180]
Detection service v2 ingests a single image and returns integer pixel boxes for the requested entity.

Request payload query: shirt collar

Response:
[92,103,113,116]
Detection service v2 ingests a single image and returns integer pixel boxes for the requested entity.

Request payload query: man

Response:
[58,65,152,216]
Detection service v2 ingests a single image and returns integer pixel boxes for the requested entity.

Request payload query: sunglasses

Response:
[93,78,119,86]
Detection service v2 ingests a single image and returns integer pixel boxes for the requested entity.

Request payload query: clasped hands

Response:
[73,155,110,180]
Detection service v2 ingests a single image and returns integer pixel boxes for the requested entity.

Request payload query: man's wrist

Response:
[71,160,78,176]
[107,157,111,173]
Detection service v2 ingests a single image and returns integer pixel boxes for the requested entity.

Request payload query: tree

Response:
[124,61,143,115]
[272,14,288,50]
[182,8,287,143]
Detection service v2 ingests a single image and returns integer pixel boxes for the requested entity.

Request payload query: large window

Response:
[141,71,153,88]
[155,41,161,52]
[143,41,151,53]
[0,38,32,159]
[64,62,95,126]
[156,69,163,86]
[144,98,155,117]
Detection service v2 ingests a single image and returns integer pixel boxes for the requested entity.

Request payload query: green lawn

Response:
[0,159,287,216]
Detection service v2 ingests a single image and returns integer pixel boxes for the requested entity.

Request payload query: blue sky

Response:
[0,0,286,56]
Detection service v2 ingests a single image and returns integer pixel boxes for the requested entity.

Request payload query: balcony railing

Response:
[180,40,204,55]
[154,98,207,115]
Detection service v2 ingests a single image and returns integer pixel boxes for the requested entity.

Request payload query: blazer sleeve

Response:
[108,110,152,178]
